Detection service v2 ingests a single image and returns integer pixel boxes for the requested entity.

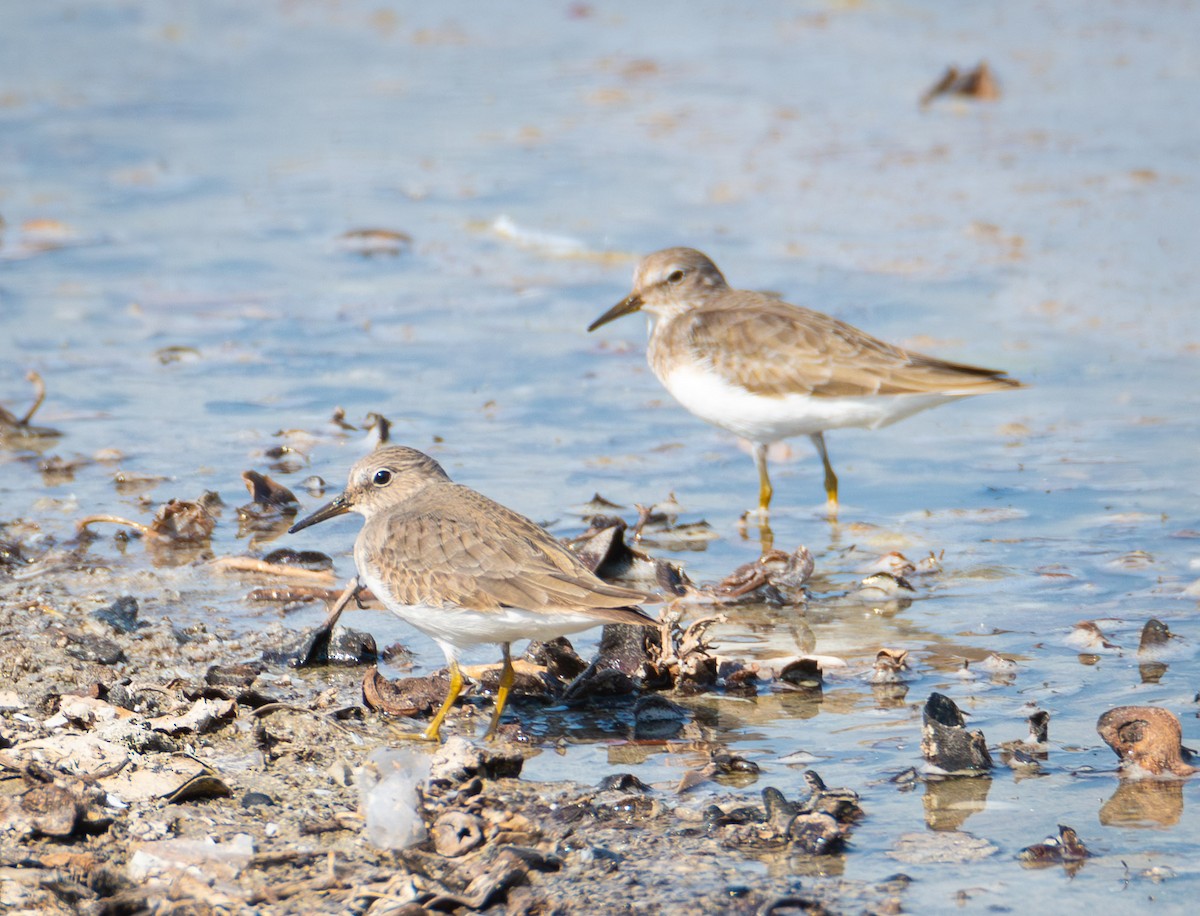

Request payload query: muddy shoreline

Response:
[0,537,900,915]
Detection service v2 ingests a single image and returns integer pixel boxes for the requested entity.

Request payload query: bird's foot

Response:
[737,509,775,554]
[385,722,443,743]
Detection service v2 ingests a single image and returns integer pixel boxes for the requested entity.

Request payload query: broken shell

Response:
[920,693,993,775]
[432,810,485,857]
[1096,706,1198,777]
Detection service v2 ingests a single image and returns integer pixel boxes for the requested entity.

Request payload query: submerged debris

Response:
[778,657,823,695]
[238,470,300,543]
[77,496,218,547]
[1018,824,1091,872]
[624,494,718,552]
[0,371,61,442]
[572,492,626,516]
[921,693,994,775]
[675,744,762,794]
[851,571,915,601]
[1138,617,1175,654]
[211,555,338,587]
[336,227,413,257]
[920,61,1000,106]
[712,546,813,605]
[870,648,910,684]
[1066,619,1121,653]
[1000,709,1051,770]
[240,470,299,511]
[699,772,862,855]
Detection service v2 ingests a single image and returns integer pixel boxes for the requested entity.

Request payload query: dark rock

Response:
[64,632,126,666]
[524,637,588,682]
[327,628,377,665]
[596,622,660,675]
[780,658,823,692]
[1027,710,1050,745]
[712,752,760,777]
[786,812,844,854]
[92,596,145,634]
[261,548,334,571]
[0,537,30,574]
[597,773,650,793]
[562,665,635,706]
[240,792,275,809]
[265,624,376,667]
[676,654,719,695]
[108,683,170,717]
[205,663,263,690]
[633,694,688,740]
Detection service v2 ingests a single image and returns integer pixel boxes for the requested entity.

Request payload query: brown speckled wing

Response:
[658,292,1022,398]
[357,483,653,623]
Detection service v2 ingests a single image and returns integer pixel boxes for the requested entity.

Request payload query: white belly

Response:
[358,565,609,660]
[661,364,963,442]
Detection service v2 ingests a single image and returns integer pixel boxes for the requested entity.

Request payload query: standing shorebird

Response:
[289,446,655,741]
[588,247,1023,519]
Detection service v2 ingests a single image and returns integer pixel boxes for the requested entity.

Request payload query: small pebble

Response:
[241,792,276,809]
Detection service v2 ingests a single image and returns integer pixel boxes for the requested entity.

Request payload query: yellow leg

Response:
[758,522,775,555]
[423,657,464,742]
[484,643,514,741]
[753,442,773,515]
[809,433,838,519]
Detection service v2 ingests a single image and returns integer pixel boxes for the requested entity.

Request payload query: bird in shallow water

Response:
[588,247,1024,520]
[289,445,655,741]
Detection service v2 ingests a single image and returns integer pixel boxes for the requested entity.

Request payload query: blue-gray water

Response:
[3,2,1199,911]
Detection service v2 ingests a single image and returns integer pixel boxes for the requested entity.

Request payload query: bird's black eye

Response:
[372,469,393,487]
[666,269,684,284]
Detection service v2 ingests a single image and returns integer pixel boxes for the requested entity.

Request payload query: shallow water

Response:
[3,1,1200,911]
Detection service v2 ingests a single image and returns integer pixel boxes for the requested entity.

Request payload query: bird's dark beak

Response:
[288,493,352,534]
[587,293,643,332]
